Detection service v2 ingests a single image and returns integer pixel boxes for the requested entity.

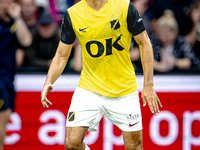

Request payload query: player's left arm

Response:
[127,1,162,115]
[134,30,162,115]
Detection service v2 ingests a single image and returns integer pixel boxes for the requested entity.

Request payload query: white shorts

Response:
[66,87,142,132]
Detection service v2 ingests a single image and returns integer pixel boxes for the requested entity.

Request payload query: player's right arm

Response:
[41,11,76,108]
[41,42,73,108]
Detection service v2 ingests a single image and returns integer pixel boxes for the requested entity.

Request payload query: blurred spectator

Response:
[20,0,38,34]
[34,0,49,8]
[185,0,200,59]
[17,0,38,68]
[18,0,48,68]
[150,0,195,36]
[151,10,200,72]
[0,0,32,149]
[24,11,60,67]
[49,0,80,24]
[129,0,150,70]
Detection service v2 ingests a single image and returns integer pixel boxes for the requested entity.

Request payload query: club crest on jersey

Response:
[68,111,75,122]
[110,19,120,30]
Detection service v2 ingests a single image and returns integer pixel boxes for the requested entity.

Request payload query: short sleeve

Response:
[127,2,146,36]
[61,11,76,44]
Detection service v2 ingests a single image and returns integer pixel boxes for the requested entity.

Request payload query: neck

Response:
[86,0,108,11]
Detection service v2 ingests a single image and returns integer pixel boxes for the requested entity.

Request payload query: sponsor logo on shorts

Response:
[126,114,139,120]
[0,99,4,109]
[68,111,75,122]
[129,121,139,127]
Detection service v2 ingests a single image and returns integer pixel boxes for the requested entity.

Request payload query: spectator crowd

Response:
[1,0,200,74]
[130,0,200,73]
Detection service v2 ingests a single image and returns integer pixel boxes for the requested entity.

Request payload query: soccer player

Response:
[41,0,162,149]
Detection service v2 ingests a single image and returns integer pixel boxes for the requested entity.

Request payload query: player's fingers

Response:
[155,97,161,113]
[157,97,162,108]
[156,100,160,113]
[143,99,147,107]
[142,96,147,107]
[45,98,52,105]
[41,92,46,101]
[148,101,154,114]
[41,100,46,108]
[42,100,49,108]
[41,101,45,107]
[151,103,156,116]
[153,98,159,115]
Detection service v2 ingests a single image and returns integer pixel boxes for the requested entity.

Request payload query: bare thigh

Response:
[123,130,143,150]
[65,127,88,150]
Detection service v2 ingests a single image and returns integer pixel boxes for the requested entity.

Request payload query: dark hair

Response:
[38,11,54,25]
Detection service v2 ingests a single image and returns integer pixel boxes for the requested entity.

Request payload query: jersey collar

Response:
[83,0,113,15]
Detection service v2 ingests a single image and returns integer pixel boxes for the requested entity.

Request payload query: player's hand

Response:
[41,84,53,108]
[142,85,162,115]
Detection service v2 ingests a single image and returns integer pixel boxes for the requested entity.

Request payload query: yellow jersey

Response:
[61,0,145,97]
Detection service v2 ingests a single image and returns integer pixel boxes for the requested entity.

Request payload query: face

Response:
[157,26,178,46]
[132,0,148,16]
[20,0,36,19]
[0,0,14,20]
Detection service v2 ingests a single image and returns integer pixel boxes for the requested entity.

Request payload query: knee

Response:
[65,137,81,150]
